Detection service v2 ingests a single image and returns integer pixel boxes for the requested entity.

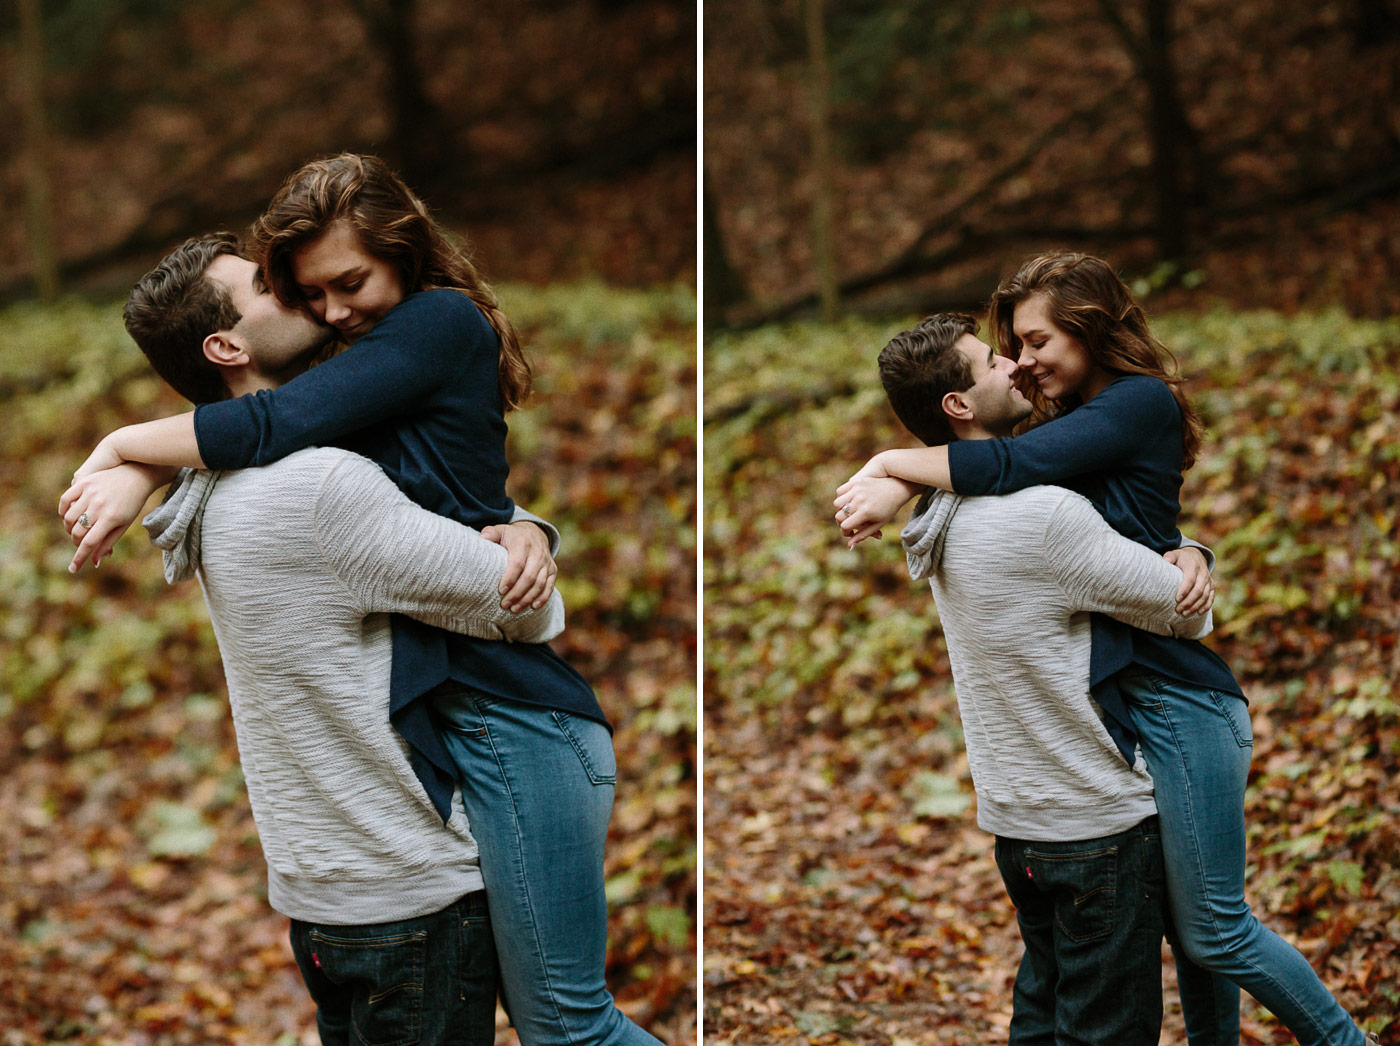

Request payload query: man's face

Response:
[206,253,332,381]
[954,332,1032,436]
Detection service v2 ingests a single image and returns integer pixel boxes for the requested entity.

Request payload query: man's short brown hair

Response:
[122,232,244,405]
[877,313,979,446]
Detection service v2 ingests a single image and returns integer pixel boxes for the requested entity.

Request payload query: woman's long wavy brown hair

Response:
[987,251,1203,470]
[250,153,531,411]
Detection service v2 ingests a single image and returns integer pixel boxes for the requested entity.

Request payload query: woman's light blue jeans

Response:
[432,688,663,1046]
[1118,669,1364,1046]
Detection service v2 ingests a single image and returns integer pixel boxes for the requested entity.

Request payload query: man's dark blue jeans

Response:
[289,890,497,1046]
[994,816,1166,1046]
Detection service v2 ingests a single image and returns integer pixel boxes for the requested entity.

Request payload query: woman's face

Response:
[1012,292,1111,402]
[291,220,405,343]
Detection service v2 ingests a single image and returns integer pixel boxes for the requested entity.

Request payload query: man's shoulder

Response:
[224,446,374,478]
[213,448,387,504]
[957,484,1091,520]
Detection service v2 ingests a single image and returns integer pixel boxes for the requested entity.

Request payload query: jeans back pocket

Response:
[307,928,426,1046]
[552,711,617,786]
[1211,690,1254,748]
[1023,845,1119,943]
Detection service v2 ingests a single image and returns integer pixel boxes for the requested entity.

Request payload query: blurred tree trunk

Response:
[1354,0,1400,46]
[346,0,454,196]
[703,171,749,330]
[1142,0,1186,258]
[803,0,840,322]
[17,0,60,301]
[1098,0,1202,260]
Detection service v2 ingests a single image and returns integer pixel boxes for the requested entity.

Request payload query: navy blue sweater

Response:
[194,289,605,819]
[947,375,1244,762]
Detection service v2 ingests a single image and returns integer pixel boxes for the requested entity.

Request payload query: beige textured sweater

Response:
[902,486,1212,841]
[145,448,564,923]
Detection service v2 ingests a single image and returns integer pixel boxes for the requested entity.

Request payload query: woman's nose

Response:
[324,295,351,325]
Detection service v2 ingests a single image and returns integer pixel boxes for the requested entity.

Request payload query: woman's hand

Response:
[482,521,558,613]
[73,416,204,481]
[72,437,126,482]
[833,475,922,548]
[59,462,177,572]
[1163,546,1214,616]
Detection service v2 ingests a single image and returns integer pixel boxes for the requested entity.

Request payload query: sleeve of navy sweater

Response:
[193,290,493,470]
[947,376,1180,495]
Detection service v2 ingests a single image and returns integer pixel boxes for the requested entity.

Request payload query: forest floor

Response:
[0,285,698,1045]
[703,308,1400,1044]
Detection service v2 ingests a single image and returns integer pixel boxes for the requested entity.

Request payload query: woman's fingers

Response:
[69,517,119,573]
[62,484,95,538]
[59,483,80,520]
[846,522,883,548]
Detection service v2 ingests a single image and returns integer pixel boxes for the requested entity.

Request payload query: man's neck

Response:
[951,422,1010,443]
[224,359,313,399]
[225,372,280,399]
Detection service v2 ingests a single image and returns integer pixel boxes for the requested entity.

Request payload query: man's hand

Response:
[59,462,175,573]
[833,474,921,548]
[481,521,558,613]
[1163,546,1214,616]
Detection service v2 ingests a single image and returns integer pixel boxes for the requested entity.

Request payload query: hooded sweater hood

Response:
[900,487,963,580]
[142,468,219,583]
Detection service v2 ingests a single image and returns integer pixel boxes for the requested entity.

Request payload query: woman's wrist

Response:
[109,414,205,470]
[880,446,953,490]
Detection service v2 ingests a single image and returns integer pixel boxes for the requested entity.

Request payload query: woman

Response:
[63,154,660,1046]
[835,252,1368,1046]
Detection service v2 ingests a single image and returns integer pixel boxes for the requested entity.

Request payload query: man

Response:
[850,313,1213,1044]
[65,233,565,1043]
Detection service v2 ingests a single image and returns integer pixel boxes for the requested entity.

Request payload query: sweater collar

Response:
[900,488,963,580]
[142,468,220,584]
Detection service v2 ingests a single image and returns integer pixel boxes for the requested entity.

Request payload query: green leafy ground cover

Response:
[704,309,1399,1043]
[0,285,697,1045]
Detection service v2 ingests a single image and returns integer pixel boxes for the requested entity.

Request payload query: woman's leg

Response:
[1168,927,1242,1045]
[1119,670,1365,1046]
[433,690,663,1046]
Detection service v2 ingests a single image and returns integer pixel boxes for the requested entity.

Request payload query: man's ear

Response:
[942,389,975,425]
[202,332,249,368]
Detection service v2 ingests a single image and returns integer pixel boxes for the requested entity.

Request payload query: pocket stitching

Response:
[1024,846,1118,944]
[1209,690,1254,748]
[551,711,617,785]
[306,928,426,1046]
